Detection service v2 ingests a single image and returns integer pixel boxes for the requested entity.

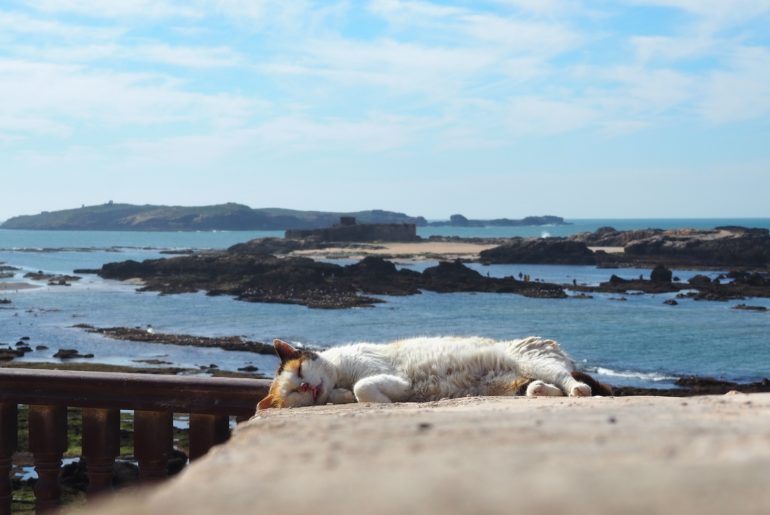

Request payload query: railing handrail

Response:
[0,368,270,416]
[0,368,272,513]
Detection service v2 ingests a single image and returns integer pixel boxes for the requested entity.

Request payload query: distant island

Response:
[0,203,569,231]
[428,214,569,227]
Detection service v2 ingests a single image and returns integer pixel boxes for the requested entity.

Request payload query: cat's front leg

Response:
[353,374,410,403]
[328,388,356,404]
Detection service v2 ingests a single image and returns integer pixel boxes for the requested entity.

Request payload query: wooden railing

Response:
[0,368,270,514]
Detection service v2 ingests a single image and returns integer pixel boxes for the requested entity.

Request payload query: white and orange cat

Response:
[257,336,611,409]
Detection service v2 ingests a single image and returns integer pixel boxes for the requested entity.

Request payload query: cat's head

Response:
[257,339,334,410]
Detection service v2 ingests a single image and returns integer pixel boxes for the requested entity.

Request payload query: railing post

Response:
[189,414,230,461]
[82,408,120,497]
[134,410,173,483]
[29,404,67,513]
[0,403,17,515]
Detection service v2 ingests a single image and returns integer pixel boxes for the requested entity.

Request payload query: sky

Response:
[2,0,770,222]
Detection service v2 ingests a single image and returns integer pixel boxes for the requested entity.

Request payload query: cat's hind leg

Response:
[525,380,564,397]
[353,374,410,403]
[509,337,591,397]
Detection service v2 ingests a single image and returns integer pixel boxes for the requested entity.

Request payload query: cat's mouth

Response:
[299,382,322,403]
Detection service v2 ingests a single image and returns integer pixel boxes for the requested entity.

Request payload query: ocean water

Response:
[1,219,769,388]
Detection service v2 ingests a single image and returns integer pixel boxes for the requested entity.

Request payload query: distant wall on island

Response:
[286,218,419,242]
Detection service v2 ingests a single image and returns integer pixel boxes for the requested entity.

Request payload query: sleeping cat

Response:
[257,336,612,409]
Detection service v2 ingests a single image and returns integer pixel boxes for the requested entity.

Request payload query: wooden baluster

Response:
[189,414,229,461]
[82,408,120,497]
[28,405,67,513]
[0,403,18,515]
[134,410,172,483]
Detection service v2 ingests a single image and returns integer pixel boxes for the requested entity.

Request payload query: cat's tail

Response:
[571,371,614,396]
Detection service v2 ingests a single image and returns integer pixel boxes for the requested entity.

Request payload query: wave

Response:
[587,366,678,383]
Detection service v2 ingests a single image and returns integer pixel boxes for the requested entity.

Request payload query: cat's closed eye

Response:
[297,363,303,379]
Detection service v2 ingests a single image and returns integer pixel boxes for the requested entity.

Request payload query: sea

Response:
[1,218,769,389]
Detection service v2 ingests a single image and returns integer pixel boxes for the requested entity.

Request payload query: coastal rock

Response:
[53,348,95,359]
[663,299,678,306]
[479,238,595,265]
[569,227,663,247]
[0,299,11,305]
[733,304,768,312]
[74,324,276,354]
[650,264,672,283]
[624,226,770,267]
[98,252,567,308]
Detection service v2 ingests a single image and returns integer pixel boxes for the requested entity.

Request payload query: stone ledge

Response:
[89,394,770,515]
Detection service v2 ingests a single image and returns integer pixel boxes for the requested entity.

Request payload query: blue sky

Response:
[2,0,770,221]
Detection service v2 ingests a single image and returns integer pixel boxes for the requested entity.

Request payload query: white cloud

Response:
[0,10,123,39]
[0,58,262,139]
[699,46,770,123]
[628,0,770,29]
[12,43,244,68]
[23,0,201,19]
[506,96,597,135]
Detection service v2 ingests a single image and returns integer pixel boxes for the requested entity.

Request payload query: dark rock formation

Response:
[479,238,595,265]
[663,299,678,306]
[733,304,768,312]
[0,299,11,305]
[650,264,672,283]
[570,227,662,247]
[54,348,95,359]
[624,227,770,267]
[74,324,276,354]
[613,377,770,396]
[98,253,567,309]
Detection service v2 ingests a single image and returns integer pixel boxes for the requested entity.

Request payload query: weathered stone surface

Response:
[479,237,595,265]
[84,394,770,515]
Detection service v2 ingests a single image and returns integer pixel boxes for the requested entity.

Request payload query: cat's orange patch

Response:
[487,377,532,396]
[257,357,305,410]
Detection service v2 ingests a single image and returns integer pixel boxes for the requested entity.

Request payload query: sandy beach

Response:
[289,241,625,262]
[0,282,39,291]
[291,241,499,261]
[88,393,770,515]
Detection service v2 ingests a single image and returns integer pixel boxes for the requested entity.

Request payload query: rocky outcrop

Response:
[74,324,276,354]
[570,226,662,247]
[53,348,94,359]
[479,238,595,265]
[650,264,672,283]
[624,227,770,267]
[98,253,567,309]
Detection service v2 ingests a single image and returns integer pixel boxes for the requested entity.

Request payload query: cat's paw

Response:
[526,380,563,397]
[569,383,592,397]
[329,388,356,404]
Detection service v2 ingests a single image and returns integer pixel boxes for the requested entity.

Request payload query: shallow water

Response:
[1,221,769,388]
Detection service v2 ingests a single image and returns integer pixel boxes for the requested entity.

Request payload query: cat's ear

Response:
[257,394,276,410]
[273,338,301,362]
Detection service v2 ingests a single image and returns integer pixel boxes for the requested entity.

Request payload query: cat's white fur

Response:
[260,336,592,409]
